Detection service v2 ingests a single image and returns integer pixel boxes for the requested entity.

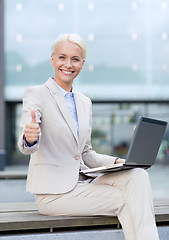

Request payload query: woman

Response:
[18,33,159,240]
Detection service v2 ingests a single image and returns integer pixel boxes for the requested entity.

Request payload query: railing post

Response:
[0,0,6,170]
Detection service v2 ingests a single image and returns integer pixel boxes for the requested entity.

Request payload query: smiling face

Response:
[51,41,85,92]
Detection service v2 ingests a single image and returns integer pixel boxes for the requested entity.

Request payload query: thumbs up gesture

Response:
[24,110,40,145]
[31,109,37,124]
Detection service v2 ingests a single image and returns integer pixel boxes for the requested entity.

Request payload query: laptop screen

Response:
[125,116,167,166]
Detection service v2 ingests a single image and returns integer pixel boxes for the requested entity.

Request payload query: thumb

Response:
[31,110,37,124]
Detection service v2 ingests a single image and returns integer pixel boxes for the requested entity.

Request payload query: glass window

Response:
[4,0,169,100]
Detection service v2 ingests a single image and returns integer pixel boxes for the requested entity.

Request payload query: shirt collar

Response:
[52,79,74,97]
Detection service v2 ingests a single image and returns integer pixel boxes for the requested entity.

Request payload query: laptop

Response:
[80,116,167,174]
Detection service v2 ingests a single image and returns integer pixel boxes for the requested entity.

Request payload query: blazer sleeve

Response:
[81,100,117,168]
[18,86,43,155]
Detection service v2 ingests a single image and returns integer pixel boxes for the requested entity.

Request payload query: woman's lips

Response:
[61,69,74,75]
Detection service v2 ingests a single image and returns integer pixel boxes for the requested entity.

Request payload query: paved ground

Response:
[0,229,126,240]
[0,227,169,240]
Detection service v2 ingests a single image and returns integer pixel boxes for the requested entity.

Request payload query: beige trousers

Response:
[35,168,159,240]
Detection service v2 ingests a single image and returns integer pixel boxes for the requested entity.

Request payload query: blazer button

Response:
[74,155,80,160]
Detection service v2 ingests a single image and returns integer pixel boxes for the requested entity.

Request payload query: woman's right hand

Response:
[115,158,125,164]
[24,110,40,145]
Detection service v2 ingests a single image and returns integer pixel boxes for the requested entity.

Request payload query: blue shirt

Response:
[54,81,79,135]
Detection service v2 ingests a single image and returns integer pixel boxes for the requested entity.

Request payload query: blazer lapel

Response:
[45,78,79,144]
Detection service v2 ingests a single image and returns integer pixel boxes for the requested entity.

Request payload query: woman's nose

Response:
[65,59,72,67]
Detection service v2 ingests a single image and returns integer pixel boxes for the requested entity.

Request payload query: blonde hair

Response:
[51,33,87,60]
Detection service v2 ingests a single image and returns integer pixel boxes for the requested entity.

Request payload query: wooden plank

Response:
[0,200,169,232]
[154,205,169,223]
[0,212,119,231]
[154,199,169,207]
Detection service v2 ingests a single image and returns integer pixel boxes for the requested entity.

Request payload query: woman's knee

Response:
[128,168,150,186]
[131,168,149,177]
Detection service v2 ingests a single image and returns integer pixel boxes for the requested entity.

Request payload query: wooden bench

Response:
[0,199,169,233]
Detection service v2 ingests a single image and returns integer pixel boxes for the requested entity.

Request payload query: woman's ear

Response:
[50,55,54,66]
[81,59,85,69]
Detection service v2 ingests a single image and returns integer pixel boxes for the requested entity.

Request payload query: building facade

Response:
[1,0,169,167]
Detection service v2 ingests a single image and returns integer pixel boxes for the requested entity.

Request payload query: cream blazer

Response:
[18,77,117,194]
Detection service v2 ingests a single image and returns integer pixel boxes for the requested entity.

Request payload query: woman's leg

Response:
[93,168,159,240]
[35,168,159,240]
[36,182,125,216]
